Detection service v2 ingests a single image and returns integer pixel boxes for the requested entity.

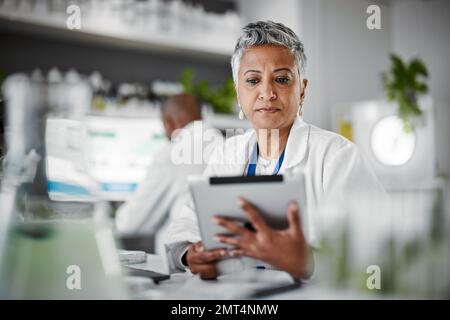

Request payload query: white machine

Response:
[46,115,168,201]
[351,96,436,190]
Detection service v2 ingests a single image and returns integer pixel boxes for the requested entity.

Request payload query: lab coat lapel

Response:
[233,118,309,175]
[218,130,256,176]
[281,117,310,171]
[237,132,257,175]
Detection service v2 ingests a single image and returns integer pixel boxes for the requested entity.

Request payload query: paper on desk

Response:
[118,250,147,264]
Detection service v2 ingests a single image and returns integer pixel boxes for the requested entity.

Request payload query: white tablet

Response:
[188,174,308,250]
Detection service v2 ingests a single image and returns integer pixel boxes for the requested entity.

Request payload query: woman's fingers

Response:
[191,263,219,280]
[189,247,227,264]
[287,201,303,237]
[213,216,248,236]
[238,197,269,233]
[229,249,244,257]
[214,234,240,246]
[185,242,223,280]
[193,242,205,252]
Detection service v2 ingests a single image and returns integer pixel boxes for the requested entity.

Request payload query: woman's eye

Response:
[275,77,290,84]
[246,78,259,85]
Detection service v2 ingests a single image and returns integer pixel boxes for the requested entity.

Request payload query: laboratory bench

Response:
[122,253,393,300]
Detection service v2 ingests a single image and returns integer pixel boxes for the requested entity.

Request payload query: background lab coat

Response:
[115,120,223,236]
[165,117,385,271]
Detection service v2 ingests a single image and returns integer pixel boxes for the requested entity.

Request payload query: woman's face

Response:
[237,44,307,131]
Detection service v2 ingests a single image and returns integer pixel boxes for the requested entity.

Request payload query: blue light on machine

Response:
[99,183,138,193]
[47,181,91,196]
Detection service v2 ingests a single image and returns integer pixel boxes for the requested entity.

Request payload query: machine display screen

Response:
[45,116,168,201]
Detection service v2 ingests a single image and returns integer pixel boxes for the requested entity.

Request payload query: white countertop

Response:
[123,254,383,300]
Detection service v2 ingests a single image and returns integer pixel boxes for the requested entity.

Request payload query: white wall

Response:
[237,0,301,34]
[299,0,391,130]
[390,0,450,176]
[297,0,327,129]
[316,0,391,130]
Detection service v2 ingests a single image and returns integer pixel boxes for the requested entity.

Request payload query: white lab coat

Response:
[115,120,223,236]
[165,117,385,271]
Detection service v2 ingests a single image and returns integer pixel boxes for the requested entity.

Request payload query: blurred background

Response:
[0,0,449,299]
[1,0,450,181]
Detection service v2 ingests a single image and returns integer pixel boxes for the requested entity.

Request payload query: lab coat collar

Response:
[244,117,310,171]
[281,116,310,170]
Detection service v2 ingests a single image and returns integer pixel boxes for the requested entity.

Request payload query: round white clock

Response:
[370,115,416,166]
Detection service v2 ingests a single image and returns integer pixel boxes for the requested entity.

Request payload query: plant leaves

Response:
[179,68,236,114]
[380,54,429,131]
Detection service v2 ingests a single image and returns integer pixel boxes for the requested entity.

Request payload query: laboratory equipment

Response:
[351,96,436,190]
[45,115,167,201]
[0,72,129,299]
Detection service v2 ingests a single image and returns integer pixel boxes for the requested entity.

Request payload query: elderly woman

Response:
[165,21,383,280]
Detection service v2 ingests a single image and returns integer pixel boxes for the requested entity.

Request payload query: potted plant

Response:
[381,54,429,132]
[179,68,236,114]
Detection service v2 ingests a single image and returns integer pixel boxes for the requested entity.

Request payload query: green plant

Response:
[180,68,236,114]
[381,54,429,132]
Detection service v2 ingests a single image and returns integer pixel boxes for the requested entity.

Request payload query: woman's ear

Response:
[235,86,241,107]
[300,79,308,104]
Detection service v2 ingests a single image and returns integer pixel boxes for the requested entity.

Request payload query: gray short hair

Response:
[231,21,306,85]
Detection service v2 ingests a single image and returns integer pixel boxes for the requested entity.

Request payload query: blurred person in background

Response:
[115,93,223,242]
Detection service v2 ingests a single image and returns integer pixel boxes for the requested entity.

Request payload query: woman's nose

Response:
[258,82,277,101]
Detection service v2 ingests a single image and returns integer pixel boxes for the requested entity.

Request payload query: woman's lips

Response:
[255,107,281,113]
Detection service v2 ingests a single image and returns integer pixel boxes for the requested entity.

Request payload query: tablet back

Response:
[189,174,307,250]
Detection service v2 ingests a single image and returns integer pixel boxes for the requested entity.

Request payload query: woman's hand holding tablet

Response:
[212,198,309,280]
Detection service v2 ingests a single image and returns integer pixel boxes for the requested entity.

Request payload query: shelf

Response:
[0,10,235,62]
